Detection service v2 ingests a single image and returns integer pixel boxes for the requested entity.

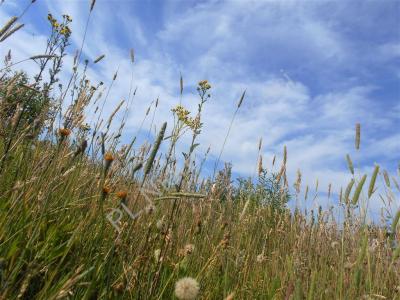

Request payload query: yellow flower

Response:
[198,80,211,90]
[171,104,199,130]
[60,26,71,36]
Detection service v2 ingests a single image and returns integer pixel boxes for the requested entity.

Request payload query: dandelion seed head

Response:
[174,277,199,300]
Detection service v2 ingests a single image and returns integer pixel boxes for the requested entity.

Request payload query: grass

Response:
[0,4,399,300]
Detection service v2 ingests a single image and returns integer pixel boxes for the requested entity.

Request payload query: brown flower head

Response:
[102,185,111,195]
[59,128,71,137]
[104,152,114,162]
[116,191,128,200]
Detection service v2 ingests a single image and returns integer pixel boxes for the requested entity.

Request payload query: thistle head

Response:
[104,152,114,174]
[104,152,114,162]
[102,185,111,196]
[59,128,71,137]
[116,190,128,201]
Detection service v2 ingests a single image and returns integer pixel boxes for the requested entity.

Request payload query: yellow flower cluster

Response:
[63,14,72,22]
[171,105,197,130]
[47,13,59,27]
[59,26,71,36]
[47,13,71,37]
[198,80,211,90]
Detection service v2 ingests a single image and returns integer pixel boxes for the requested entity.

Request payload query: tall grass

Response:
[0,5,399,300]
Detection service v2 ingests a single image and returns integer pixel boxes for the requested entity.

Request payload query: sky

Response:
[0,0,399,219]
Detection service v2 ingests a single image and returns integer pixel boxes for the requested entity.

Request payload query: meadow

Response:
[0,2,399,299]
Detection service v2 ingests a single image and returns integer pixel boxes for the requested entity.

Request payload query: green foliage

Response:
[0,72,50,128]
[235,169,290,211]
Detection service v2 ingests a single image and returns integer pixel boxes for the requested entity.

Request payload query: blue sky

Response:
[1,0,399,218]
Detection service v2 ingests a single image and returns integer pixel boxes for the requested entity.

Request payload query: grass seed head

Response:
[0,23,24,42]
[0,16,18,39]
[93,54,105,63]
[90,0,96,11]
[355,123,361,150]
[258,155,263,176]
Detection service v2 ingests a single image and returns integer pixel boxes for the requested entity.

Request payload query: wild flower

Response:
[198,80,211,90]
[103,152,114,175]
[116,191,127,201]
[104,152,114,161]
[47,13,71,37]
[102,185,111,196]
[171,104,196,130]
[59,26,71,36]
[174,277,200,300]
[59,128,71,137]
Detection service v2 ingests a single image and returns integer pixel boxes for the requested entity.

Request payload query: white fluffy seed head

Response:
[174,277,199,300]
[256,254,265,263]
